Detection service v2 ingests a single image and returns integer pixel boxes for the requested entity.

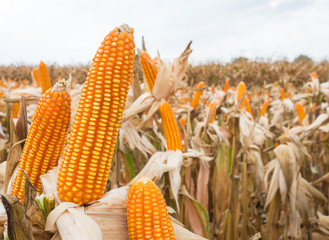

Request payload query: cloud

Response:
[0,0,328,65]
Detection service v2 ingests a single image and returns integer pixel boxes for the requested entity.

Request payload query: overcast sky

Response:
[0,0,328,65]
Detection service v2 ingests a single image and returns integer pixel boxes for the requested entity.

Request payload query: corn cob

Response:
[280,88,285,101]
[295,103,306,126]
[39,61,52,94]
[266,90,270,101]
[236,81,246,102]
[159,100,183,151]
[311,72,318,80]
[240,98,253,118]
[287,91,292,100]
[211,84,215,94]
[140,51,158,93]
[247,91,252,101]
[208,101,216,123]
[11,81,71,200]
[179,117,186,128]
[260,101,269,117]
[224,78,229,93]
[127,177,176,240]
[32,68,41,87]
[312,102,316,111]
[11,103,20,118]
[190,81,205,108]
[254,90,259,98]
[57,24,135,205]
[261,89,264,97]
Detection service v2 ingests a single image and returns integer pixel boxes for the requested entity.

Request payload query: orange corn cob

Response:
[236,81,246,102]
[312,102,316,111]
[211,84,215,94]
[39,61,52,93]
[287,91,292,100]
[179,117,186,128]
[247,91,252,101]
[224,78,229,93]
[209,101,216,123]
[295,103,306,126]
[57,24,135,205]
[261,89,264,96]
[159,100,183,151]
[266,90,270,101]
[11,103,20,118]
[307,88,311,94]
[260,101,269,117]
[254,90,259,98]
[280,88,285,101]
[11,81,71,200]
[240,98,253,118]
[127,177,176,240]
[311,72,318,80]
[140,51,158,93]
[190,81,205,108]
[32,68,41,87]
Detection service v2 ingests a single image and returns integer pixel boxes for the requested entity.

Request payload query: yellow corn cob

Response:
[266,90,270,101]
[57,24,135,205]
[224,78,229,93]
[140,51,158,93]
[209,101,217,123]
[311,72,318,80]
[32,68,41,87]
[236,81,246,102]
[240,98,253,118]
[190,81,205,108]
[295,103,306,126]
[211,84,215,94]
[261,89,264,97]
[179,117,186,128]
[11,81,71,200]
[280,88,285,101]
[39,61,52,93]
[159,100,183,151]
[127,177,176,240]
[11,103,20,118]
[260,101,269,117]
[247,91,252,101]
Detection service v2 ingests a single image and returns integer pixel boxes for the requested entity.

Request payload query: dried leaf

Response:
[1,194,33,240]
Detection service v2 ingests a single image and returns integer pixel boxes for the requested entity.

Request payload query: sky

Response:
[0,0,328,65]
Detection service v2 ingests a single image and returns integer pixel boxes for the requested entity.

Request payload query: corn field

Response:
[0,24,329,240]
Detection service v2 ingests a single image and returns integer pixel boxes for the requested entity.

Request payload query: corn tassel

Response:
[11,81,71,200]
[260,101,269,117]
[127,177,176,240]
[159,100,183,151]
[140,51,158,93]
[295,103,306,126]
[190,81,205,108]
[57,24,135,205]
[39,61,52,93]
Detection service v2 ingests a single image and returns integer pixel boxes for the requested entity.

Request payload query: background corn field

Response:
[1,55,329,239]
